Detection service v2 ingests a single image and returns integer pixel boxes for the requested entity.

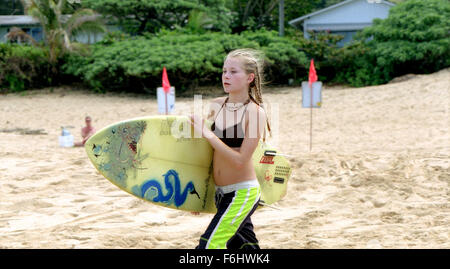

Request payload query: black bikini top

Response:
[211,97,250,148]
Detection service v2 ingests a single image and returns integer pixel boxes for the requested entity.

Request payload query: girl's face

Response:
[222,57,255,94]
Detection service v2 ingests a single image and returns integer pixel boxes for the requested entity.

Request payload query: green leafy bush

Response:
[0,44,53,92]
[293,30,345,83]
[241,29,308,84]
[63,29,308,93]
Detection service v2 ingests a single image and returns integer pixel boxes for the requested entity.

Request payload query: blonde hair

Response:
[225,48,271,141]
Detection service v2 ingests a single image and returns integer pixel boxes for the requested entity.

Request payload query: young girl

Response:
[189,48,271,249]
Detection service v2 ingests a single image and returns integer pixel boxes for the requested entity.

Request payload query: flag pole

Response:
[308,59,317,152]
[310,83,313,152]
[165,91,168,115]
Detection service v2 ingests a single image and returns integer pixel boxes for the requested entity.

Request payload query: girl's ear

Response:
[248,73,255,84]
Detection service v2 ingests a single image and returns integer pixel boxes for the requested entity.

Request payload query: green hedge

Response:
[0,44,53,92]
[62,29,308,93]
[241,29,309,84]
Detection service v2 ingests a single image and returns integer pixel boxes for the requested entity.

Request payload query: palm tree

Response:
[185,9,214,34]
[10,0,105,65]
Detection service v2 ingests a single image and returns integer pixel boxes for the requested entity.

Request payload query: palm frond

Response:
[20,0,32,13]
[65,9,106,37]
[26,0,59,34]
[69,42,91,56]
[71,21,106,37]
[56,0,66,15]
[17,0,103,63]
[187,9,214,33]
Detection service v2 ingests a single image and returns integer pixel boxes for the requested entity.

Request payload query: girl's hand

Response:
[189,114,214,139]
[190,212,200,216]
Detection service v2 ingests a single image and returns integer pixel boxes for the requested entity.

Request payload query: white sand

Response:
[0,68,449,248]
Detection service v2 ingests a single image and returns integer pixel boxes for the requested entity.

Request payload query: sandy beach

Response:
[0,68,449,249]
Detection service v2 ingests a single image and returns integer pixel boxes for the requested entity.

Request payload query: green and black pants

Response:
[196,179,261,249]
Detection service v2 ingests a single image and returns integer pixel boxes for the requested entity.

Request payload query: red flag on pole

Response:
[162,66,171,93]
[308,59,317,152]
[308,59,317,88]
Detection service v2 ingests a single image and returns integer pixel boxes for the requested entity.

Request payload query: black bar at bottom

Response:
[0,249,447,267]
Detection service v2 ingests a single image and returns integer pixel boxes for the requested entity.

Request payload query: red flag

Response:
[308,59,317,87]
[162,66,171,93]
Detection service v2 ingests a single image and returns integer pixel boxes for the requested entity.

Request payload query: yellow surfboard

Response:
[85,115,291,213]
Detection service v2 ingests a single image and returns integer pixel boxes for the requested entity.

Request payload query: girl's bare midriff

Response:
[213,147,257,186]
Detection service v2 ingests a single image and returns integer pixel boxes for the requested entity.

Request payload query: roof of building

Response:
[288,0,395,27]
[0,14,107,26]
[0,15,40,26]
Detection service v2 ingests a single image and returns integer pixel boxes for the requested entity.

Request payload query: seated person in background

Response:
[74,116,96,147]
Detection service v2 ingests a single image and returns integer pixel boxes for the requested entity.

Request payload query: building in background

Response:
[0,15,41,43]
[288,0,395,47]
[0,15,118,44]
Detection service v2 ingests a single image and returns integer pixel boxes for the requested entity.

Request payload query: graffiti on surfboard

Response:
[131,169,200,207]
[91,120,149,188]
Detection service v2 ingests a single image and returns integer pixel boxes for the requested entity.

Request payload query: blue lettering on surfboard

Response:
[132,169,200,207]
